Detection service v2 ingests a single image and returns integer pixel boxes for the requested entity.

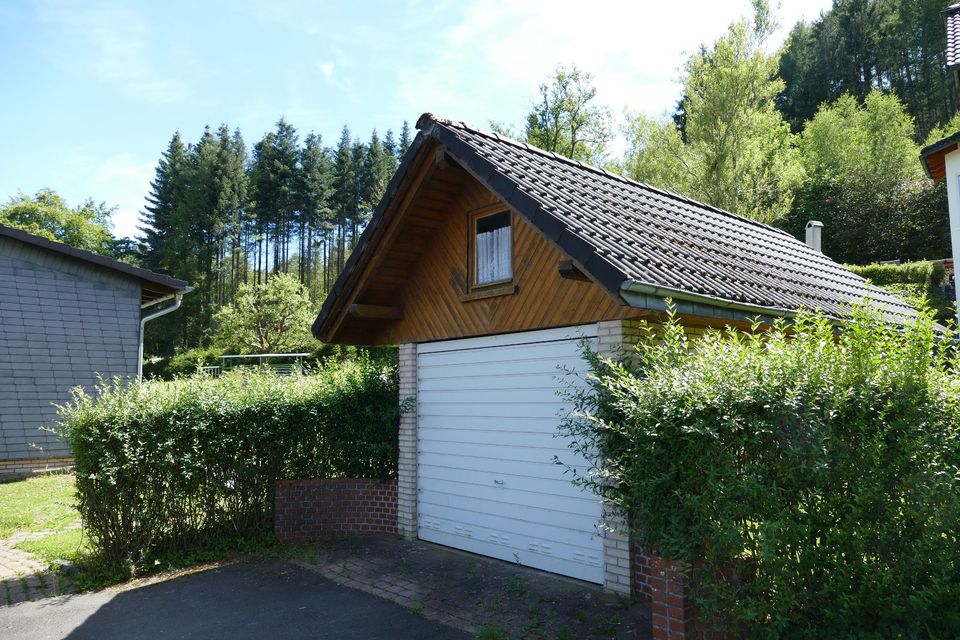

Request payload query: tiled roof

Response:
[949,3,960,70]
[420,115,915,323]
[0,224,190,304]
[313,115,917,337]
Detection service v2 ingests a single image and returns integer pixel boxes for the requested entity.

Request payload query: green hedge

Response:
[846,260,953,322]
[56,357,401,571]
[563,309,960,637]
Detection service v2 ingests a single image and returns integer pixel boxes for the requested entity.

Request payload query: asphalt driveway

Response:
[0,558,468,640]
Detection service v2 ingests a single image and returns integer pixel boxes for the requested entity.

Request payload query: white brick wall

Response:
[397,342,418,539]
[596,319,643,595]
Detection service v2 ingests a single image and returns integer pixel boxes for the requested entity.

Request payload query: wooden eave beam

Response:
[324,140,440,341]
[349,304,404,320]
[557,259,591,282]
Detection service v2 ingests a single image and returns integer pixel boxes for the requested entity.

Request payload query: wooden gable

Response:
[327,158,646,345]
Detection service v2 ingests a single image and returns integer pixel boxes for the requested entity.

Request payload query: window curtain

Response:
[476,226,511,284]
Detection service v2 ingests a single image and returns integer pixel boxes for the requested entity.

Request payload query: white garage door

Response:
[416,325,604,584]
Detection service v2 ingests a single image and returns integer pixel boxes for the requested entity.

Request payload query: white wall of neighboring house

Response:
[946,149,960,325]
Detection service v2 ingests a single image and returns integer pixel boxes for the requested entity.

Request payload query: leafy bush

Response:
[56,357,400,572]
[143,345,222,379]
[563,309,960,637]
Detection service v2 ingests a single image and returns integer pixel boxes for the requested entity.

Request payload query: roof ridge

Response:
[418,112,795,240]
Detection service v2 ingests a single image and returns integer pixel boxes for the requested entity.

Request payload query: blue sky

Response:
[0,0,832,239]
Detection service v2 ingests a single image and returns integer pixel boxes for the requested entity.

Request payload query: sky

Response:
[0,0,833,239]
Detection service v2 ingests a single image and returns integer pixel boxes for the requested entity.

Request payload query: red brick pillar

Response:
[632,540,698,640]
[646,554,695,639]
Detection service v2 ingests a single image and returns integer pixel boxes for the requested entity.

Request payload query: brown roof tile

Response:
[422,115,914,323]
[312,114,918,338]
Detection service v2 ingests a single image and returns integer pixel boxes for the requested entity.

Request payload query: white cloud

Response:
[35,0,186,104]
[320,62,335,79]
[392,0,832,133]
[69,153,155,239]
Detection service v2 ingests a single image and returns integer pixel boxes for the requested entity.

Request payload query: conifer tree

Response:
[140,132,190,274]
[332,126,356,272]
[251,119,299,279]
[298,132,333,291]
[398,121,411,159]
[349,140,366,250]
[384,129,398,162]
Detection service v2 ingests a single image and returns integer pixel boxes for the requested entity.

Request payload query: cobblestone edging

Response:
[0,531,75,606]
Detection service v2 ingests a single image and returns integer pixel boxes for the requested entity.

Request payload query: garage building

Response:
[311,114,914,594]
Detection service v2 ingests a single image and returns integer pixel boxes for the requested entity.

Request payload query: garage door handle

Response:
[493,479,504,485]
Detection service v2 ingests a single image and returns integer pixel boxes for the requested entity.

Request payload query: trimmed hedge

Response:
[846,260,953,322]
[563,309,960,637]
[56,357,401,571]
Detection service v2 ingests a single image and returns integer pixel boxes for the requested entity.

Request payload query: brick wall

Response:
[0,235,141,463]
[0,456,73,481]
[274,478,398,542]
[632,547,696,639]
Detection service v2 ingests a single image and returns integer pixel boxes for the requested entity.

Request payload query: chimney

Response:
[805,220,823,252]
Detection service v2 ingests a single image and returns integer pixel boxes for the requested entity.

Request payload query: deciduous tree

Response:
[625,0,799,224]
[522,64,613,164]
[0,189,115,254]
[211,273,315,354]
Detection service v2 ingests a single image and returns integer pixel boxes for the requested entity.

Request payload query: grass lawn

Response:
[0,473,80,538]
[1,472,282,592]
[0,473,106,587]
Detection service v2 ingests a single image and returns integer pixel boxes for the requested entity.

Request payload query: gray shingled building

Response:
[0,225,188,478]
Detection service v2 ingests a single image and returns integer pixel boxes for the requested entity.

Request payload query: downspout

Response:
[139,290,188,379]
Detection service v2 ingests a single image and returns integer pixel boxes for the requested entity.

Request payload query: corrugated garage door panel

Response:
[416,325,603,583]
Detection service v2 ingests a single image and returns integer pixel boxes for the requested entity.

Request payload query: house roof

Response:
[948,3,960,70]
[920,130,960,182]
[0,224,190,305]
[313,114,916,339]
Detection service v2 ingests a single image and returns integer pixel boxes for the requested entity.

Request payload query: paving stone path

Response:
[0,531,75,606]
[295,536,651,639]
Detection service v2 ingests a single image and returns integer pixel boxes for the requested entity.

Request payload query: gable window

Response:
[473,210,512,286]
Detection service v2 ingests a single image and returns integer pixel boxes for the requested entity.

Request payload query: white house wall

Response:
[945,149,960,324]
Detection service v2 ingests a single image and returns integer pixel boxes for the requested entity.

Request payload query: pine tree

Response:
[251,119,300,279]
[298,132,333,292]
[332,126,356,273]
[384,129,398,161]
[139,132,189,274]
[398,121,411,160]
[361,129,391,217]
[349,140,366,250]
[212,125,248,302]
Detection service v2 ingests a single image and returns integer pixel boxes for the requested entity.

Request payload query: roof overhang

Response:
[920,131,960,182]
[311,116,634,343]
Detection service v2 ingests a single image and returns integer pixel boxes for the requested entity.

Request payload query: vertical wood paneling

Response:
[345,174,648,345]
